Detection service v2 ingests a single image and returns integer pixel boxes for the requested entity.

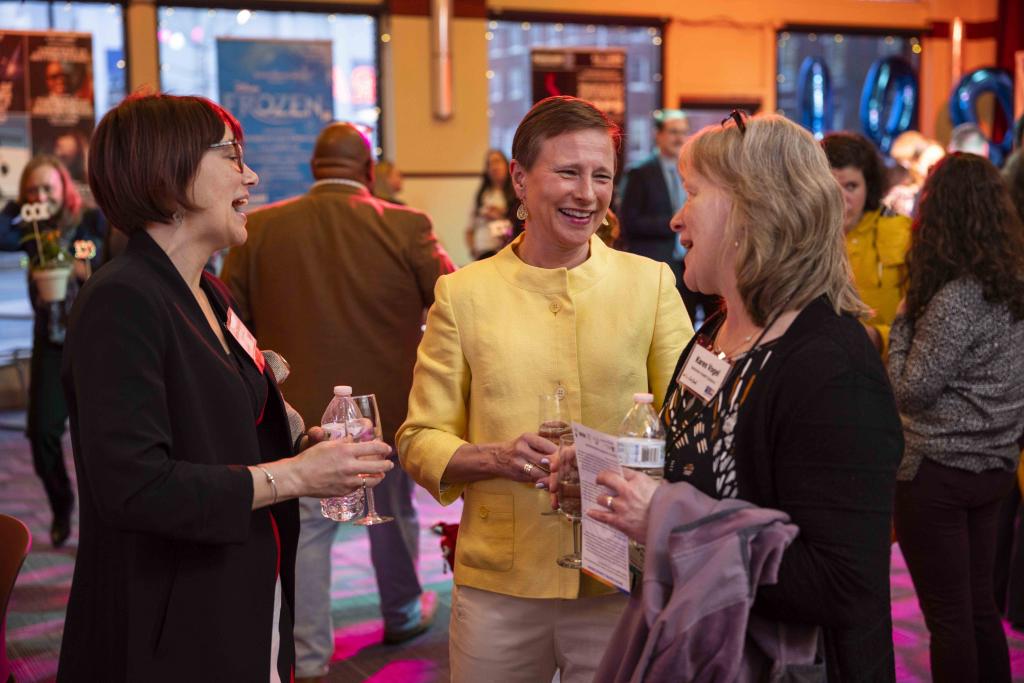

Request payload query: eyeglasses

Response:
[209,139,244,173]
[720,109,748,137]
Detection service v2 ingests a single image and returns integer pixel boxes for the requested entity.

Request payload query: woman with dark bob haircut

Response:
[890,153,1024,683]
[57,93,394,681]
[822,131,911,356]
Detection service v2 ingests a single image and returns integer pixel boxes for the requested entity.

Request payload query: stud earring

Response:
[516,203,529,221]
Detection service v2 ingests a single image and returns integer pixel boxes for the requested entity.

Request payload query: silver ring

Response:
[603,495,615,510]
[523,462,534,475]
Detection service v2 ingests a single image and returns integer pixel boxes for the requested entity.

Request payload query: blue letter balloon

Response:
[949,68,1014,166]
[797,57,833,140]
[860,56,919,153]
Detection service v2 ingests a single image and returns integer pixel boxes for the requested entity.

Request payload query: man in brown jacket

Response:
[221,122,454,681]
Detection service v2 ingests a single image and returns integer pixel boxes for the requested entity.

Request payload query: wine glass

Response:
[556,433,582,569]
[348,393,394,526]
[538,393,571,445]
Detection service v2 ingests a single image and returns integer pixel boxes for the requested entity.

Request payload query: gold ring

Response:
[603,495,615,510]
[523,462,534,475]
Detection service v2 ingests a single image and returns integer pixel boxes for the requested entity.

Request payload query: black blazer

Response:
[57,231,298,682]
[619,155,677,263]
[666,298,903,682]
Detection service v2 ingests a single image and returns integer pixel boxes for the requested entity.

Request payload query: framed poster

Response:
[217,38,333,207]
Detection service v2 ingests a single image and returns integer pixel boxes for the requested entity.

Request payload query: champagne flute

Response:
[556,433,582,569]
[348,393,394,526]
[539,392,569,515]
[538,393,571,445]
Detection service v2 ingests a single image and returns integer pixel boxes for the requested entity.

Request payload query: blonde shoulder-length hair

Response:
[680,114,867,326]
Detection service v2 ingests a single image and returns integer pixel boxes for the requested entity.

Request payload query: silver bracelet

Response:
[256,466,278,505]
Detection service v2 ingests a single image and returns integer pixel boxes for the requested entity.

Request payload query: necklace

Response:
[712,325,757,360]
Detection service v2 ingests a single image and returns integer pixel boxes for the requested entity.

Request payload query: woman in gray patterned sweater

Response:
[889,152,1024,683]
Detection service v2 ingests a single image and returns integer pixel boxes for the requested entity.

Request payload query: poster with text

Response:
[0,30,94,202]
[217,38,334,208]
[531,48,626,171]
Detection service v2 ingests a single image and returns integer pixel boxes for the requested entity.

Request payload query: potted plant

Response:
[20,202,73,303]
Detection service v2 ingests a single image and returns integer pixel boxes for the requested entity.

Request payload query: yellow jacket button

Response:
[479,506,489,519]
[549,301,561,313]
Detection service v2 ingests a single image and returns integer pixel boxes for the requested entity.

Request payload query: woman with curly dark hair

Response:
[889,152,1024,683]
[822,132,911,356]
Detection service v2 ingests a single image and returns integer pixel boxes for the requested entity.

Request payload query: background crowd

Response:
[2,89,1024,683]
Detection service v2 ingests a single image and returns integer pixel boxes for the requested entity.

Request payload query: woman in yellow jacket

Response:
[823,132,912,357]
[397,97,691,682]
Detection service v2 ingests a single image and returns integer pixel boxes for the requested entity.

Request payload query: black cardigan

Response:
[666,297,903,682]
[57,231,298,681]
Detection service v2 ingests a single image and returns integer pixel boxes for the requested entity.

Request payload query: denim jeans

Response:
[293,460,422,677]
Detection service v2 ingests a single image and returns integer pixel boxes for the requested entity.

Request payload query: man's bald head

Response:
[311,122,374,184]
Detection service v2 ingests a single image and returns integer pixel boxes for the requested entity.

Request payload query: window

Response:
[158,7,380,146]
[487,18,662,168]
[158,6,380,205]
[776,29,920,138]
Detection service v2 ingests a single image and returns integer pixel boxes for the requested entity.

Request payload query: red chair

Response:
[0,514,31,683]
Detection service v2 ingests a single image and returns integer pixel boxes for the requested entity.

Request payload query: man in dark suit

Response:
[619,109,717,324]
[221,123,454,681]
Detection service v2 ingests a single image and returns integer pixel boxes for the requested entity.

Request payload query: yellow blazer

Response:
[397,235,692,599]
[846,209,912,356]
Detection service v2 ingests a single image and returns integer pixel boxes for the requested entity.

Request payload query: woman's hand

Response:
[586,468,661,543]
[440,434,555,486]
[490,433,556,484]
[290,438,393,498]
[73,259,90,282]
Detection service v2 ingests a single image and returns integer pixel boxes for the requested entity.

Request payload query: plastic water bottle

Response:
[618,392,665,574]
[320,386,365,522]
[617,393,665,480]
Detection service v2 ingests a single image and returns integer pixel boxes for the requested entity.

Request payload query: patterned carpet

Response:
[1,418,1023,682]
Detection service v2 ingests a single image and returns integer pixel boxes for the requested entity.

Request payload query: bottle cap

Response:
[633,392,654,403]
[333,385,353,396]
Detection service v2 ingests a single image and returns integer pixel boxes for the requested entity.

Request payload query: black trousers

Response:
[27,338,73,520]
[994,483,1024,624]
[895,458,1016,683]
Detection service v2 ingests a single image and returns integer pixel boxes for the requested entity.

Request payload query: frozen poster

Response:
[217,38,333,207]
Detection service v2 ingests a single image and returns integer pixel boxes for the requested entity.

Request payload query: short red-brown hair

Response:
[88,93,243,235]
[511,96,622,171]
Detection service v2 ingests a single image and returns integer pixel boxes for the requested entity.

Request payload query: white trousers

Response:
[449,584,627,683]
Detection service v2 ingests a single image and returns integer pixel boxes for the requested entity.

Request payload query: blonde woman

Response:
[590,114,903,682]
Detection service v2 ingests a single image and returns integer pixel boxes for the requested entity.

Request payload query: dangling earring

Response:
[516,203,529,221]
[173,210,184,227]
[601,214,610,227]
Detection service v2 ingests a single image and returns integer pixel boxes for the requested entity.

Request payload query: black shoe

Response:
[51,513,71,548]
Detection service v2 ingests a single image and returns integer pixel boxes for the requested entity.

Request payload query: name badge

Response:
[226,309,266,374]
[677,344,731,402]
